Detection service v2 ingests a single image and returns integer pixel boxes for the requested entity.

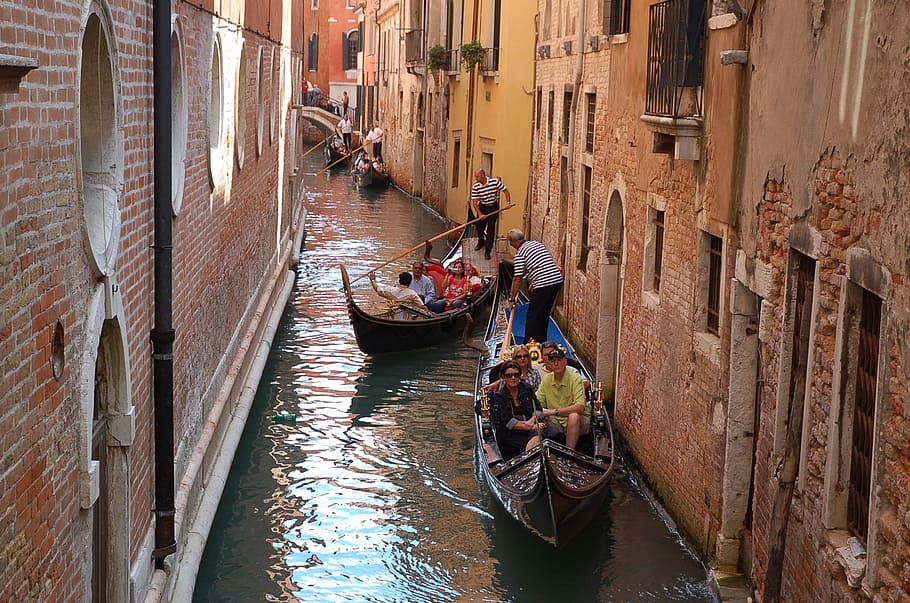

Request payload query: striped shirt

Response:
[471,177,507,210]
[514,240,563,289]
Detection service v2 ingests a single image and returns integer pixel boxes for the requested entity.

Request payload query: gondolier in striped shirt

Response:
[470,170,511,260]
[507,229,564,344]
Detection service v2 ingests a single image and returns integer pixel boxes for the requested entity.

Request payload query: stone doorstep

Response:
[710,569,753,602]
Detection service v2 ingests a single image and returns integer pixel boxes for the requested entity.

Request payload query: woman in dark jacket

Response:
[492,360,546,459]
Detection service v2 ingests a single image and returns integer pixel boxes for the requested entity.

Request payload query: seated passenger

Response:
[368,271,429,319]
[536,348,591,450]
[485,344,541,393]
[492,360,547,459]
[426,259,470,313]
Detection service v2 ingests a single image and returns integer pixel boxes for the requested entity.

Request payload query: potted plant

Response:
[460,40,484,72]
[427,45,448,72]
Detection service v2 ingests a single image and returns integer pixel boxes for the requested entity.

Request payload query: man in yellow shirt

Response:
[536,348,590,450]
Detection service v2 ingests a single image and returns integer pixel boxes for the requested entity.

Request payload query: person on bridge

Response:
[507,229,564,345]
[342,90,350,116]
[365,122,384,163]
[336,114,353,155]
[471,169,511,260]
[301,80,308,105]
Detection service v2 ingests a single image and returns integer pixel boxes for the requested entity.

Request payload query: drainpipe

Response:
[564,0,585,205]
[463,0,481,211]
[150,0,176,568]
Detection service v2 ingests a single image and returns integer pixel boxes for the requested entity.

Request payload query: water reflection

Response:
[194,153,712,603]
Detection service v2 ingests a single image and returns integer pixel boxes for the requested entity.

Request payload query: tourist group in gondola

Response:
[335,168,615,547]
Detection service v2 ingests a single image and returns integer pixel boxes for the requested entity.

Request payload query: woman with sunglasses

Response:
[491,360,547,459]
[484,344,540,393]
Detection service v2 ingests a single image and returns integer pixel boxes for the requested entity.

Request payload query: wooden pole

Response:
[350,203,515,284]
[500,303,516,361]
[301,135,331,158]
[315,143,364,175]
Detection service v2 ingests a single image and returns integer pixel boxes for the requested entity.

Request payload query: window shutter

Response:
[342,33,350,69]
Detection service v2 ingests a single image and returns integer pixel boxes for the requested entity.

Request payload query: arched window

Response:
[235,41,248,169]
[343,30,359,70]
[171,25,187,214]
[208,34,224,188]
[255,46,265,157]
[80,10,122,277]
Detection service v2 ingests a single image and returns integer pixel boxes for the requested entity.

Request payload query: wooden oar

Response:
[315,142,364,175]
[301,135,331,158]
[350,203,515,284]
[499,301,517,361]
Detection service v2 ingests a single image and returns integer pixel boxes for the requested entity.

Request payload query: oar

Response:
[301,135,331,158]
[315,142,365,175]
[499,300,516,361]
[350,203,515,284]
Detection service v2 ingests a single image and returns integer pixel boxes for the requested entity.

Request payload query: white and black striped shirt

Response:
[514,240,563,289]
[471,177,507,210]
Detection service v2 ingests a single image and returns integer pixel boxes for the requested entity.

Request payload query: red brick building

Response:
[0,1,307,601]
[529,0,910,600]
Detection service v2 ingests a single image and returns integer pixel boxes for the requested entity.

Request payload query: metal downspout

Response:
[150,0,176,567]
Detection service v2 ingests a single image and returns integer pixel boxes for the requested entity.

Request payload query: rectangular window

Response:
[536,88,543,133]
[652,210,665,291]
[559,156,568,208]
[848,288,881,544]
[547,90,555,142]
[706,234,723,335]
[561,90,572,143]
[584,93,596,153]
[451,137,461,188]
[603,0,631,35]
[579,166,592,270]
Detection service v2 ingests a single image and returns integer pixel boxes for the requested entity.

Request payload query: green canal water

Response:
[193,155,714,602]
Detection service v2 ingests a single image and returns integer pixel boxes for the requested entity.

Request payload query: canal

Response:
[193,153,714,602]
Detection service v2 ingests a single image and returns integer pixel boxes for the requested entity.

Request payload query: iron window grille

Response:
[848,288,881,544]
[653,210,665,291]
[645,0,706,118]
[706,234,722,334]
[585,93,596,153]
[481,47,499,72]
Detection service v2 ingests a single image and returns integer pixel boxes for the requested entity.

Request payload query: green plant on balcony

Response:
[427,45,448,71]
[460,40,484,72]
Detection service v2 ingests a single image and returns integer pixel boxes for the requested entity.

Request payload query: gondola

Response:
[323,134,349,166]
[472,269,615,546]
[340,236,497,354]
[351,155,391,188]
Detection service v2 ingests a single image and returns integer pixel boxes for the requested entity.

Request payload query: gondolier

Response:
[336,114,353,155]
[365,122,384,162]
[471,170,510,260]
[507,229,564,344]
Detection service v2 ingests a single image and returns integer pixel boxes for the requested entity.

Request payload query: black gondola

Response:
[340,237,497,354]
[351,153,391,188]
[323,134,349,166]
[473,274,615,546]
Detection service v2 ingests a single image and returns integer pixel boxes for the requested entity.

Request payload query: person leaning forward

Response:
[507,229,564,344]
[536,348,590,450]
[471,170,510,260]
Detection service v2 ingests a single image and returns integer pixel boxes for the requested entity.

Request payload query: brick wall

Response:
[0,1,304,600]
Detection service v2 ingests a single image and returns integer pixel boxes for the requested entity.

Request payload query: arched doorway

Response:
[596,190,624,400]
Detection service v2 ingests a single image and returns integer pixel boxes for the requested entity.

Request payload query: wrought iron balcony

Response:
[481,47,499,73]
[644,0,705,118]
[445,47,460,73]
[405,29,423,65]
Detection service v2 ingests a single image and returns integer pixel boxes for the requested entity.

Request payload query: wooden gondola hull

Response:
[341,263,496,354]
[473,274,615,546]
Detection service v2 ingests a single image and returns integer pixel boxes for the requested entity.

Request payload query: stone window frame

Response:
[642,193,667,310]
[208,32,225,189]
[451,131,461,188]
[171,20,188,215]
[255,46,266,157]
[822,247,891,595]
[577,164,593,271]
[694,223,727,363]
[270,48,280,145]
[235,40,248,171]
[771,227,821,474]
[79,3,123,278]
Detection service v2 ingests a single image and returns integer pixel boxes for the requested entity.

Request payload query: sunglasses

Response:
[503,372,521,378]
